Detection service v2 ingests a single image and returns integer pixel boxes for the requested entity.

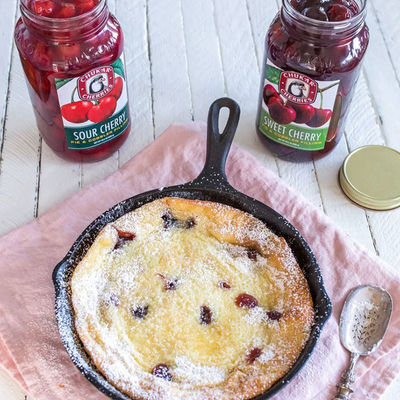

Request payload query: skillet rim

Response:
[53,184,332,400]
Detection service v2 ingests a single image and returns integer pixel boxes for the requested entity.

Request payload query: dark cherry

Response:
[158,274,180,291]
[165,279,179,290]
[200,305,213,325]
[114,229,136,250]
[247,347,262,364]
[306,108,333,128]
[131,304,149,319]
[235,293,258,309]
[247,248,259,261]
[266,311,283,321]
[268,101,296,125]
[302,6,329,21]
[185,218,196,229]
[289,103,316,124]
[327,4,352,21]
[152,364,172,381]
[109,293,121,307]
[161,212,178,229]
[218,281,231,289]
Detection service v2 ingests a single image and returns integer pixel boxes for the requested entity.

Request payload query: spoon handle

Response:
[333,353,359,400]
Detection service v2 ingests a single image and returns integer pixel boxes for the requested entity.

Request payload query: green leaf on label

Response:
[56,78,73,90]
[266,65,281,85]
[112,58,125,79]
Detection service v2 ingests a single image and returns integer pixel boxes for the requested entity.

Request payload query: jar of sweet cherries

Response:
[256,0,369,161]
[14,0,131,162]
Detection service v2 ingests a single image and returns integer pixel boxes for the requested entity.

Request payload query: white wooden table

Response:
[0,0,399,398]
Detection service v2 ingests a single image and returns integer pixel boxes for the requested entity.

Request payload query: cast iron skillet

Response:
[53,97,332,400]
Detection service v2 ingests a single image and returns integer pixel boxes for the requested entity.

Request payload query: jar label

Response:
[55,54,130,150]
[258,60,340,151]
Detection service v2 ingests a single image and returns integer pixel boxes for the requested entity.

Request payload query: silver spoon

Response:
[334,285,392,400]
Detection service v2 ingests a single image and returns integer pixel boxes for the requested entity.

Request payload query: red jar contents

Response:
[27,0,100,18]
[292,0,359,21]
[15,0,131,162]
[256,0,369,161]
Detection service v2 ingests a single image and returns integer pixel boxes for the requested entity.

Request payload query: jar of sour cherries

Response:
[256,0,369,162]
[14,0,131,162]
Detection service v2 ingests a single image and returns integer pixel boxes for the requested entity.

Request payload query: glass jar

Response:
[14,0,131,162]
[256,0,369,162]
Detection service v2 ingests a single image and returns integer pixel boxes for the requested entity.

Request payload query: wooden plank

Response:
[37,147,81,214]
[118,0,153,166]
[0,47,41,234]
[344,72,400,266]
[0,0,18,144]
[147,0,192,137]
[181,0,225,121]
[364,2,400,150]
[370,1,400,87]
[214,0,278,174]
[245,0,322,208]
[314,138,375,252]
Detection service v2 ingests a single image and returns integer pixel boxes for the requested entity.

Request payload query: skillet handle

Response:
[191,97,240,189]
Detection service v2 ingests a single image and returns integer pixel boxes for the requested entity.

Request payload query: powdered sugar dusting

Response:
[57,197,317,400]
[173,356,227,385]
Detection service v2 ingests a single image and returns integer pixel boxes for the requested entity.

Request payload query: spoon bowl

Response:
[340,285,392,355]
[334,285,392,400]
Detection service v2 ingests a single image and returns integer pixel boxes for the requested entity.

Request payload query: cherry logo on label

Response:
[78,66,115,101]
[279,71,318,105]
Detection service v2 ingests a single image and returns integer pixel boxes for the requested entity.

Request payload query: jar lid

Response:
[339,145,400,211]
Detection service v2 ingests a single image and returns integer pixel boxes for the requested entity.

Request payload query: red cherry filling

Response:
[29,0,100,18]
[76,0,97,15]
[266,311,283,321]
[247,248,259,261]
[114,229,136,250]
[109,293,120,307]
[185,218,196,229]
[247,347,262,364]
[327,4,352,21]
[218,281,231,289]
[235,293,258,309]
[200,305,213,325]
[32,0,56,17]
[302,6,329,21]
[131,304,149,319]
[158,274,180,291]
[152,364,172,381]
[161,212,178,229]
[291,0,357,22]
[57,3,76,18]
[161,212,196,230]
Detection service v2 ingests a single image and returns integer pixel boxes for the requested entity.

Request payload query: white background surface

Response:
[0,0,399,399]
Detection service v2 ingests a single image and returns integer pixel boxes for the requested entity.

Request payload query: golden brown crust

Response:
[71,197,314,400]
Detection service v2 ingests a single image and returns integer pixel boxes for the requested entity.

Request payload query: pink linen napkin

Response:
[0,122,399,400]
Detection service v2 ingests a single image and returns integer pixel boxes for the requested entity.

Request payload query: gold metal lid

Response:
[339,145,400,211]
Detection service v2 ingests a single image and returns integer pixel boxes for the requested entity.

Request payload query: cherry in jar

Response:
[15,0,131,162]
[256,0,369,162]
